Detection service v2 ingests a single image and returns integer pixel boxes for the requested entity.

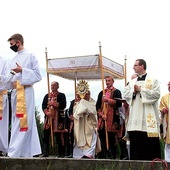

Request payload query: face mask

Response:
[10,43,18,52]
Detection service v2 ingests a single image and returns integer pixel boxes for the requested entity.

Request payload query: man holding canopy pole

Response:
[42,81,67,157]
[96,76,122,159]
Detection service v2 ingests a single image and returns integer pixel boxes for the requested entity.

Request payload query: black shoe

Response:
[39,153,49,157]
[0,151,3,156]
[0,151,7,157]
[56,154,64,158]
[123,156,128,160]
[64,154,73,158]
[33,154,41,157]
[120,154,128,160]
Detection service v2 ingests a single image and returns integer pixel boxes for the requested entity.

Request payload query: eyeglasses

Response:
[134,65,140,67]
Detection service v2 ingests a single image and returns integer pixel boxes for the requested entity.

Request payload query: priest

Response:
[73,80,101,158]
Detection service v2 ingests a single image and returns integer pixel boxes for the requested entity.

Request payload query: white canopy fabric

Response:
[47,54,124,80]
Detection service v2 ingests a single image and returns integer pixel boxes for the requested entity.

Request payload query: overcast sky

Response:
[0,0,170,121]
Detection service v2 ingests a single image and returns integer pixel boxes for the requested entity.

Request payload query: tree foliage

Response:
[35,106,44,148]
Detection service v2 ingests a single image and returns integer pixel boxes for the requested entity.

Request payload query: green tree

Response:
[35,106,44,150]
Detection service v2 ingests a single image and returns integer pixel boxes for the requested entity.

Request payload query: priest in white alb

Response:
[73,80,101,159]
[124,59,161,160]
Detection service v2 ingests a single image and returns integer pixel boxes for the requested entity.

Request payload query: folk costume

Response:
[96,86,122,159]
[6,49,42,157]
[124,74,161,160]
[160,92,170,162]
[42,91,66,157]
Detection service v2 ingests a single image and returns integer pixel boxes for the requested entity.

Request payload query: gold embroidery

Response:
[0,90,7,120]
[16,81,28,131]
[147,113,156,128]
[145,79,152,89]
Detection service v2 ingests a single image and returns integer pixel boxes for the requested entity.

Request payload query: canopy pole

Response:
[45,47,54,147]
[124,55,127,86]
[74,72,78,98]
[99,41,109,151]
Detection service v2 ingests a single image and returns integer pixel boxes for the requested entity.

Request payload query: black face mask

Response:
[10,43,19,52]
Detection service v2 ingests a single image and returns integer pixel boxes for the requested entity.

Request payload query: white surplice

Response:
[0,57,10,153]
[6,49,42,157]
[124,75,161,136]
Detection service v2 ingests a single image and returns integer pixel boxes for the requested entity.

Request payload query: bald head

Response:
[51,81,59,92]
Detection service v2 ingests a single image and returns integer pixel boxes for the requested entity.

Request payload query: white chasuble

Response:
[73,98,99,158]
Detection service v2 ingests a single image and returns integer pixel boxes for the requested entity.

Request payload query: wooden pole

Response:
[98,41,109,151]
[124,55,127,86]
[45,47,54,147]
[74,72,77,98]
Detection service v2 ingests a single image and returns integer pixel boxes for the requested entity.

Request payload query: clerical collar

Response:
[137,73,147,81]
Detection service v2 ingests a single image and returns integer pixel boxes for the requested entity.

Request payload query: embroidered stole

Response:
[144,79,159,137]
[46,92,58,132]
[105,88,113,131]
[104,87,119,132]
[165,94,170,143]
[0,90,7,120]
[145,105,159,137]
[16,81,28,131]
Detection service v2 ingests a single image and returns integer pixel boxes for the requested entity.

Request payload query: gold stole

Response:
[0,90,7,120]
[165,94,170,143]
[144,79,159,137]
[16,81,28,131]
